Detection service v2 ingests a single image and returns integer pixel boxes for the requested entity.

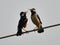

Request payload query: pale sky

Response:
[0,0,60,45]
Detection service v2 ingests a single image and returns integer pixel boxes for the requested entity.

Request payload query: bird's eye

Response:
[22,14,24,16]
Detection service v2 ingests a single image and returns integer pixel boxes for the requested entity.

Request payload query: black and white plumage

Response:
[16,11,28,36]
[30,8,44,33]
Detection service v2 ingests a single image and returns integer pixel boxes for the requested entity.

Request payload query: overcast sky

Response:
[0,0,60,45]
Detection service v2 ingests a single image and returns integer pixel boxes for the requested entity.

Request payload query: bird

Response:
[29,8,44,33]
[16,11,28,36]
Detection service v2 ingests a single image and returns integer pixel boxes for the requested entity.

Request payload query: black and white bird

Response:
[29,8,44,33]
[16,11,28,36]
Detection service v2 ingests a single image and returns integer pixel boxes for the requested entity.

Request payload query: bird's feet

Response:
[37,28,44,33]
[16,31,22,36]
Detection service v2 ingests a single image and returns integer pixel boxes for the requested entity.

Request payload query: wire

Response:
[0,23,60,39]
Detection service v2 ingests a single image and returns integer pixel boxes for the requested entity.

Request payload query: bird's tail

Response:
[16,28,22,36]
[37,26,44,33]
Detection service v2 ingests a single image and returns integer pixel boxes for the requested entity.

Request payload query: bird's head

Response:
[20,11,27,17]
[29,8,36,14]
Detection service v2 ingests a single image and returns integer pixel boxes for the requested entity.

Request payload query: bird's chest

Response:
[31,15,40,25]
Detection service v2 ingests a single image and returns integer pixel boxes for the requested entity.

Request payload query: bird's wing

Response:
[37,14,42,24]
[23,18,28,28]
[18,18,28,28]
[18,19,23,28]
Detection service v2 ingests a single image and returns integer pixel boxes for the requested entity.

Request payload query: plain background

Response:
[0,0,60,45]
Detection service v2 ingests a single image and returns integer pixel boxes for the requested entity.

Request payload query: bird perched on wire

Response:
[29,8,44,33]
[16,11,28,36]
